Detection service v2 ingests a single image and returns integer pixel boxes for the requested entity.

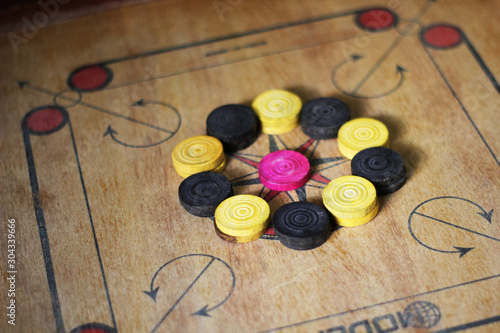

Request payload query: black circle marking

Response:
[53,89,82,108]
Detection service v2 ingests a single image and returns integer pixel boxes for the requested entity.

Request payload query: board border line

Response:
[431,315,500,333]
[17,2,499,331]
[258,273,500,332]
[22,111,117,333]
[92,7,384,66]
[422,40,500,167]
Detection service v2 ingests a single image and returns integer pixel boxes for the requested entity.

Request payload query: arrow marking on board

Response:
[103,99,181,148]
[145,254,235,332]
[348,0,435,95]
[408,196,497,258]
[331,54,408,99]
[17,81,180,137]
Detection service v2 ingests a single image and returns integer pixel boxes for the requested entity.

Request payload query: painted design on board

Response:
[408,196,497,258]
[331,2,499,167]
[144,254,235,332]
[69,323,116,333]
[231,135,346,239]
[419,24,500,166]
[18,82,181,148]
[22,107,116,333]
[17,1,500,332]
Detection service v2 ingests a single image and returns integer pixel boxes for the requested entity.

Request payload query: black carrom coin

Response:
[273,202,331,250]
[178,172,233,217]
[207,104,259,152]
[351,147,406,195]
[300,97,350,139]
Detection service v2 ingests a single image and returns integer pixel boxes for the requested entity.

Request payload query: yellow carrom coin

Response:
[323,175,378,225]
[260,120,299,135]
[215,195,270,243]
[211,156,227,173]
[338,118,389,159]
[172,135,225,177]
[334,199,380,227]
[175,156,226,178]
[252,89,302,134]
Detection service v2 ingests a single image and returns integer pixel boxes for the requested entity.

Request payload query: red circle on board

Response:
[69,323,115,333]
[357,9,396,31]
[76,329,108,333]
[69,65,112,91]
[26,107,65,133]
[422,25,462,48]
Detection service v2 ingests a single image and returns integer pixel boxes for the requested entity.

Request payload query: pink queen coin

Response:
[258,150,311,191]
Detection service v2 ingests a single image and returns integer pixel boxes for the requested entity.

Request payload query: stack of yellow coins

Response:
[337,118,389,159]
[252,89,302,134]
[322,175,379,227]
[172,135,226,178]
[214,195,270,243]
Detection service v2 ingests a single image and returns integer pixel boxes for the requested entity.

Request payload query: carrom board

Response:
[1,0,499,332]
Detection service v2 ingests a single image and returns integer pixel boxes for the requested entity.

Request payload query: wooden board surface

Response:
[1,0,499,332]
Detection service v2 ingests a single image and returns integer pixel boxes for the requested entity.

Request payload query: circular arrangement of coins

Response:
[172,89,407,250]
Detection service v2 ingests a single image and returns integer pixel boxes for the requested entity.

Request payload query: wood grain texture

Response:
[1,0,499,332]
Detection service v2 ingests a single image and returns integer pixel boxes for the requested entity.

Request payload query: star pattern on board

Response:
[228,134,348,239]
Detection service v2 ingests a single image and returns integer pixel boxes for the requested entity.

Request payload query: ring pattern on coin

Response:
[273,202,331,250]
[338,118,389,159]
[323,175,377,219]
[253,90,302,120]
[172,135,225,177]
[333,182,368,207]
[347,124,380,144]
[282,208,319,230]
[351,147,406,195]
[215,195,270,238]
[177,137,222,166]
[258,150,310,191]
[178,172,233,217]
